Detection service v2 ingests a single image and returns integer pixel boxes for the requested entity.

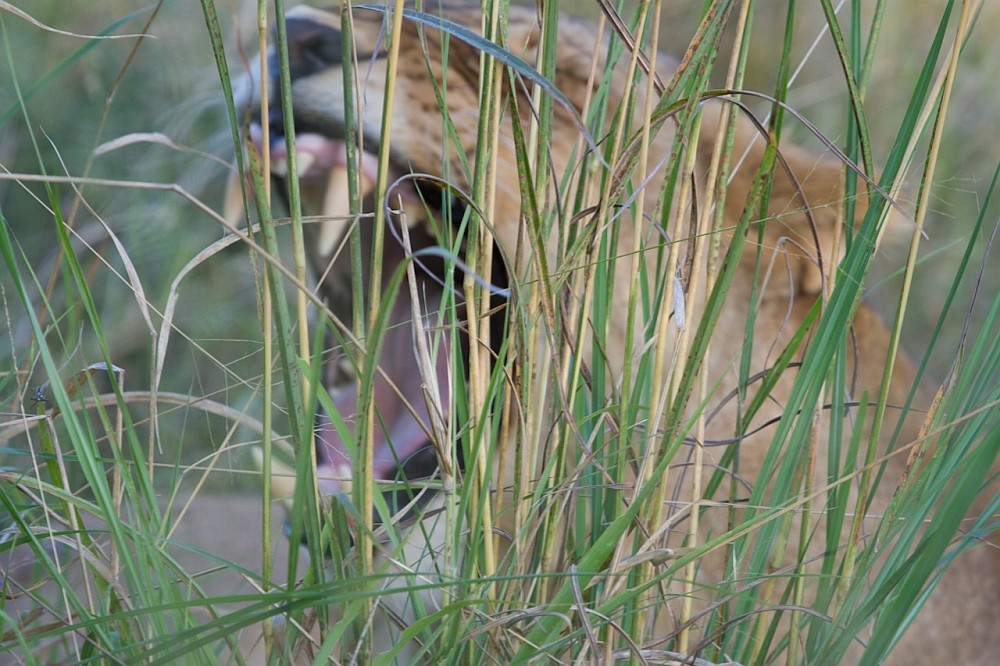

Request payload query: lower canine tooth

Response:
[398,198,426,228]
[295,152,315,178]
[332,463,353,495]
[250,447,297,515]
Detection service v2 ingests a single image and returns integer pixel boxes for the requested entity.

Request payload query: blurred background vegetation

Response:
[1,0,997,495]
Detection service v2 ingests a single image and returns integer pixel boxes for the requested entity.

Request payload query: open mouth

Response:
[236,7,507,528]
[250,122,457,518]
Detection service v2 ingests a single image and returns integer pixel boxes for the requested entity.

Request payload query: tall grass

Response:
[0,1,998,665]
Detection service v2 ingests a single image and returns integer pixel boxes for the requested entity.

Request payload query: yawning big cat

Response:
[232,3,1000,663]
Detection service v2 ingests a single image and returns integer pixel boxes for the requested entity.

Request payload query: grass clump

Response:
[1,1,998,664]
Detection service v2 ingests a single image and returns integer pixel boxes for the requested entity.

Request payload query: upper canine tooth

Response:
[318,165,353,259]
[223,168,246,227]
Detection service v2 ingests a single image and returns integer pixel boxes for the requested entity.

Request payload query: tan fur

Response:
[239,3,1000,663]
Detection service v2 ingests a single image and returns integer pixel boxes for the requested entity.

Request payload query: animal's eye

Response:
[301,34,341,72]
[284,18,342,80]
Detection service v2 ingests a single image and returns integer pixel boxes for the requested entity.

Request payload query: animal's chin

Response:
[251,123,447,512]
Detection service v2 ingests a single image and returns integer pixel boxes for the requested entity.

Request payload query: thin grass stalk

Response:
[521,0,558,608]
[347,8,409,656]
[270,0,314,386]
[677,0,753,654]
[827,0,885,632]
[340,4,366,349]
[268,1,328,615]
[819,0,874,180]
[458,0,506,609]
[877,0,973,430]
[838,11,974,634]
[583,4,658,607]
[249,4,277,659]
[704,0,754,651]
[752,3,819,658]
[513,0,587,609]
[339,1,370,652]
[527,250,558,606]
[620,0,678,656]
[859,0,887,92]
[478,0,504,595]
[515,262,546,601]
[0,223,154,654]
[525,1,555,211]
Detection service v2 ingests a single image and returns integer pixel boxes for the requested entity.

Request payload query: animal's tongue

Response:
[315,287,449,497]
[258,127,346,178]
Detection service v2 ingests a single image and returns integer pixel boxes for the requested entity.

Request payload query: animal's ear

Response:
[699,103,866,297]
[763,146,855,296]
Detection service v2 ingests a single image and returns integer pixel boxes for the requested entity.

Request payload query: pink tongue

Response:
[272,131,342,171]
[249,124,382,183]
[314,285,449,497]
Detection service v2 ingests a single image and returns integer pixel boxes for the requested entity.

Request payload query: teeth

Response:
[397,198,426,229]
[295,152,315,178]
[223,167,246,227]
[317,163,378,259]
[331,463,353,495]
[271,158,289,178]
[317,165,353,259]
[251,447,297,515]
